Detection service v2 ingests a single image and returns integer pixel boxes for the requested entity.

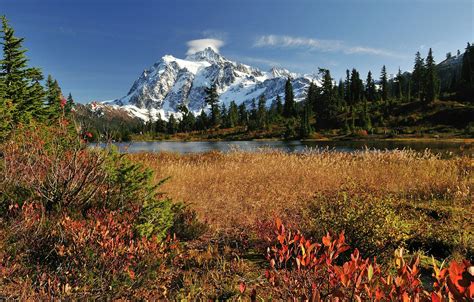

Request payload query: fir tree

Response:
[275,94,283,116]
[228,101,239,128]
[395,68,404,101]
[299,91,313,138]
[45,75,63,120]
[238,103,248,126]
[424,48,439,103]
[460,43,474,98]
[412,51,425,101]
[66,93,75,114]
[380,65,389,107]
[365,71,376,103]
[283,78,296,118]
[195,110,209,131]
[204,83,220,127]
[256,94,267,129]
[166,114,178,134]
[0,16,45,123]
[178,103,195,132]
[155,113,167,133]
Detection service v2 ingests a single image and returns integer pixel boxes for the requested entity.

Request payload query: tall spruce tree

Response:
[395,68,404,101]
[45,75,63,120]
[412,51,425,101]
[299,94,312,138]
[275,94,283,116]
[256,94,267,129]
[0,16,45,123]
[228,100,239,128]
[283,78,296,118]
[424,48,439,103]
[204,83,220,127]
[238,103,248,126]
[460,43,474,99]
[380,65,389,107]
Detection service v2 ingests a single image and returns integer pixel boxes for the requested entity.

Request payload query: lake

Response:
[92,140,473,156]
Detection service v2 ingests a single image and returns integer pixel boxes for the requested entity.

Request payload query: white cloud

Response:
[186,38,225,55]
[254,34,404,58]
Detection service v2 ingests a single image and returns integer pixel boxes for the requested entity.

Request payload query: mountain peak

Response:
[185,47,226,64]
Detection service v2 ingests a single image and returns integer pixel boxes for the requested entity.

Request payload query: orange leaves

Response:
[265,218,473,301]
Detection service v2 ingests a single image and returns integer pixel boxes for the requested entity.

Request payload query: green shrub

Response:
[305,193,412,260]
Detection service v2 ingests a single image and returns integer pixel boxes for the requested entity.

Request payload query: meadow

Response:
[1,123,472,300]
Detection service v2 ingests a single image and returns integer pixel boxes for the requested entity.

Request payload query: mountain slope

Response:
[103,47,319,121]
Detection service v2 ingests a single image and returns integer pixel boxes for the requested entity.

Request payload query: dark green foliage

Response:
[228,100,239,128]
[396,68,404,101]
[380,65,389,106]
[275,94,283,116]
[155,113,166,133]
[424,48,439,103]
[283,78,296,118]
[299,94,312,138]
[460,43,474,101]
[178,103,196,132]
[45,75,63,121]
[0,16,46,124]
[238,103,248,126]
[205,84,220,127]
[256,94,267,129]
[412,51,425,101]
[195,109,209,131]
[314,69,339,129]
[167,113,178,134]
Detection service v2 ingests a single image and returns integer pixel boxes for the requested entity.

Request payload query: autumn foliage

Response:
[264,218,473,301]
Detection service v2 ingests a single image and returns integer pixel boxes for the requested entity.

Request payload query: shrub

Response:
[306,193,412,260]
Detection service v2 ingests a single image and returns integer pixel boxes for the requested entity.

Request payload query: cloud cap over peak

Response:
[186,38,225,55]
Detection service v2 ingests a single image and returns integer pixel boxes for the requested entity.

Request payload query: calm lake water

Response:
[92,140,473,157]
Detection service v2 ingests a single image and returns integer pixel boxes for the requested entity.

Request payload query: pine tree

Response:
[228,101,239,128]
[238,103,248,126]
[395,68,404,102]
[66,93,75,114]
[460,43,474,98]
[424,48,439,103]
[0,76,13,139]
[195,110,209,130]
[380,65,389,107]
[204,84,220,127]
[283,78,296,118]
[275,94,283,116]
[314,69,338,129]
[220,103,228,128]
[167,114,178,134]
[45,75,63,120]
[299,90,313,138]
[365,71,376,103]
[412,51,425,101]
[0,16,45,123]
[256,94,267,129]
[178,103,195,132]
[155,113,167,133]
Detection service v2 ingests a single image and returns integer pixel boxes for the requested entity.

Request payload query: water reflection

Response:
[91,140,472,157]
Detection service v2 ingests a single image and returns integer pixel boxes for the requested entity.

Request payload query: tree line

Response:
[147,43,473,138]
[0,16,74,140]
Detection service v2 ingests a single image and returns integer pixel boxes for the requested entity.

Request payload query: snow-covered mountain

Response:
[101,47,319,121]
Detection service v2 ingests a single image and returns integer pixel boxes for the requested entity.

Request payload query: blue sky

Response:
[2,0,473,103]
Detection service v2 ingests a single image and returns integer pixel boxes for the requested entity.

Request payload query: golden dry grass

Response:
[131,149,473,230]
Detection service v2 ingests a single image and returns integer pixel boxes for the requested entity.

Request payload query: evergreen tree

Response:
[195,110,209,131]
[0,16,45,123]
[0,76,13,139]
[220,103,229,128]
[314,69,339,129]
[395,68,404,101]
[238,103,248,126]
[166,114,178,134]
[228,101,239,128]
[283,78,296,118]
[299,90,313,138]
[460,43,474,99]
[45,75,63,120]
[412,51,425,101]
[380,65,389,107]
[424,48,439,103]
[275,94,283,116]
[204,84,220,127]
[365,71,376,103]
[155,113,167,133]
[66,93,75,114]
[178,103,195,132]
[256,94,267,129]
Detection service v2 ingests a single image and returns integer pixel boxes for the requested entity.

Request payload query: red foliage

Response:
[265,218,474,301]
